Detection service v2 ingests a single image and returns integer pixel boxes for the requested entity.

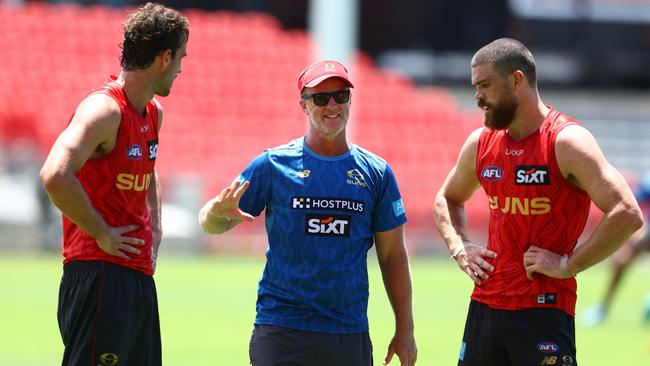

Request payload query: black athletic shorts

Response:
[249,324,373,366]
[58,260,161,366]
[457,300,577,366]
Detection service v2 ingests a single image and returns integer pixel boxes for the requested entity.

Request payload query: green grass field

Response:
[1,254,649,365]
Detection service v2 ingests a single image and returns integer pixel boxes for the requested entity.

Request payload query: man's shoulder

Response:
[554,109,580,124]
[546,108,588,147]
[350,144,388,167]
[242,138,302,171]
[546,109,582,134]
[81,93,121,112]
[350,144,376,155]
[73,93,122,128]
[266,137,303,157]
[554,123,590,145]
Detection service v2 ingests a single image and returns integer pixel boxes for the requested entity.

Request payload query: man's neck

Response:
[305,132,349,156]
[116,71,155,116]
[506,100,550,141]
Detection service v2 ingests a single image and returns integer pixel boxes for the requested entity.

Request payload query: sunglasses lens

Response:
[312,93,330,106]
[333,90,350,103]
[307,90,350,106]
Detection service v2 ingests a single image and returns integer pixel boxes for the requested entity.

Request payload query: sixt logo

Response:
[126,144,143,160]
[481,166,503,182]
[538,342,559,354]
[305,214,351,237]
[148,139,158,160]
[515,165,550,185]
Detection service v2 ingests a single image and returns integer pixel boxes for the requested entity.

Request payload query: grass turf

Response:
[0,254,648,365]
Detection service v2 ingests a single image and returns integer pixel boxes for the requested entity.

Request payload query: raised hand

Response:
[199,180,256,234]
[204,180,255,222]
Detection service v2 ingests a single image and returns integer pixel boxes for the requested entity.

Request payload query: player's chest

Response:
[272,164,374,217]
[117,118,158,165]
[479,137,554,190]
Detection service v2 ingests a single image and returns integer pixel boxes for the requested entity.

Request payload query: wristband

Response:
[450,245,464,259]
[560,255,569,275]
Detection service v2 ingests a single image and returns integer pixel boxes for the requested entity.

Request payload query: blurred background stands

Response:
[0,0,648,255]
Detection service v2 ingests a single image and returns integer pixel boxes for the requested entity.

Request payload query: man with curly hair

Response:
[39,3,188,365]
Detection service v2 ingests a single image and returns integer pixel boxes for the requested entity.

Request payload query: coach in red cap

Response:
[297,60,354,91]
[199,60,418,366]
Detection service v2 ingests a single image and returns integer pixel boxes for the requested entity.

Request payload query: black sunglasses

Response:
[302,89,351,106]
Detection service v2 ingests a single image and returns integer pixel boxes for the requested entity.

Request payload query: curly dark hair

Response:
[120,3,189,71]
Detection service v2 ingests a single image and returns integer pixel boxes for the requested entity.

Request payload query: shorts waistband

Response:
[63,260,147,277]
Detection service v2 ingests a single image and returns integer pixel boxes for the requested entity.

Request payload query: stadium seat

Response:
[0,3,483,246]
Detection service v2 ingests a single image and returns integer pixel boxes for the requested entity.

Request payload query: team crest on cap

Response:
[323,63,337,72]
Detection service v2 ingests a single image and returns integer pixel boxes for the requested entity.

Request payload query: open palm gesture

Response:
[207,180,254,220]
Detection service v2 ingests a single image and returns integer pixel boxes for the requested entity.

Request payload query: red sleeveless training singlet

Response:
[62,76,159,275]
[473,109,591,316]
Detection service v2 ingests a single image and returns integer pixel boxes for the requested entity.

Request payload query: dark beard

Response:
[480,97,517,130]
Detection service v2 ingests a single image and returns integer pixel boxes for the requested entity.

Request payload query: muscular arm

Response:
[149,100,164,260]
[524,125,643,278]
[375,225,417,366]
[556,125,643,275]
[434,128,481,252]
[434,128,496,284]
[39,94,143,259]
[148,170,162,258]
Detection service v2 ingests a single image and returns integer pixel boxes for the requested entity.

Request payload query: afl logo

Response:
[481,166,503,182]
[126,144,143,160]
[537,342,559,353]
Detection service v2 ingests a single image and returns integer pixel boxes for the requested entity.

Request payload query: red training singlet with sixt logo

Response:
[473,108,591,317]
[62,75,159,276]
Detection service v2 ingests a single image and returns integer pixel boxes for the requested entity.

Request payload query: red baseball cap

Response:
[297,60,354,92]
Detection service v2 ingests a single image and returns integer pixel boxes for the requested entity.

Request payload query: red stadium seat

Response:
[0,3,480,242]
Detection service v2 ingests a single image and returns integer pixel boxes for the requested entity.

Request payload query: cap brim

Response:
[304,74,354,88]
